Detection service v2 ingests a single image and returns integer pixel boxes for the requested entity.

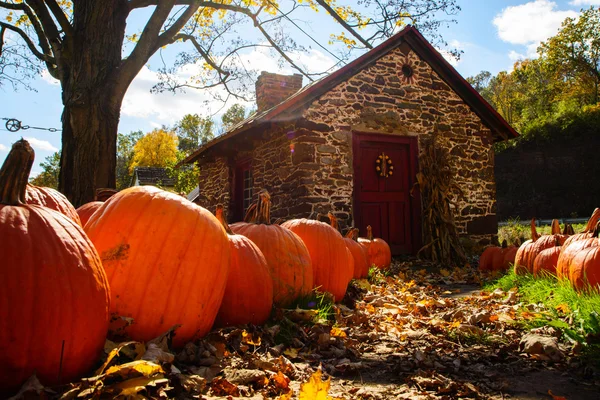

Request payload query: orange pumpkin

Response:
[358,225,392,270]
[213,205,273,327]
[562,208,600,250]
[556,222,600,280]
[77,201,104,227]
[328,213,368,279]
[25,183,81,226]
[533,240,561,277]
[0,140,109,392]
[514,219,562,275]
[85,186,229,348]
[502,245,519,271]
[282,216,353,302]
[345,228,370,279]
[231,190,313,307]
[568,245,600,291]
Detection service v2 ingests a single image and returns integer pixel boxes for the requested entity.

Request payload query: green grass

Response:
[485,270,600,345]
[498,220,586,246]
[286,289,335,323]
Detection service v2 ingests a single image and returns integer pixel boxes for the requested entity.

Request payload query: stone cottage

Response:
[183,26,518,255]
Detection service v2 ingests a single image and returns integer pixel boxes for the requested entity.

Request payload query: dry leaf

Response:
[104,360,164,379]
[298,369,332,400]
[96,341,145,375]
[548,389,568,400]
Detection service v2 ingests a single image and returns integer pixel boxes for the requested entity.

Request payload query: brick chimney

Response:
[255,72,303,113]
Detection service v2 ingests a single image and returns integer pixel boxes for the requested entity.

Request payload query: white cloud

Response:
[0,144,7,152]
[23,137,59,152]
[508,50,527,61]
[569,0,600,5]
[437,49,460,67]
[121,47,336,124]
[493,1,578,57]
[41,70,60,86]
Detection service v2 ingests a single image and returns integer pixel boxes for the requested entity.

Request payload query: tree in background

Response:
[539,6,600,106]
[0,0,460,206]
[174,114,214,154]
[221,103,247,132]
[29,151,60,188]
[129,128,178,173]
[116,130,143,190]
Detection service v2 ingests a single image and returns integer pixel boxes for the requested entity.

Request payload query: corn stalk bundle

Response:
[412,133,466,267]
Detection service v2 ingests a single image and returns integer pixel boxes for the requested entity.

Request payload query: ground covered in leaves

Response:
[13,260,600,400]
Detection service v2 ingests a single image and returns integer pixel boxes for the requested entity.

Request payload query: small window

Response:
[243,169,253,214]
[234,160,253,221]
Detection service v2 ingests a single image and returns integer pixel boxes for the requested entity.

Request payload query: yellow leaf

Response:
[104,360,164,379]
[96,341,145,375]
[440,268,451,277]
[330,327,347,338]
[242,330,262,346]
[283,348,300,358]
[555,303,570,314]
[112,376,166,397]
[298,369,332,400]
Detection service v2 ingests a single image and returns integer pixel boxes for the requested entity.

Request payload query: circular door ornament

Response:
[375,152,394,178]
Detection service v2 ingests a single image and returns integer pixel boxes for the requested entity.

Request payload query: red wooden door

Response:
[353,133,420,255]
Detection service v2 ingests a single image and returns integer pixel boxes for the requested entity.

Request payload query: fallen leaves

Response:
[13,259,600,399]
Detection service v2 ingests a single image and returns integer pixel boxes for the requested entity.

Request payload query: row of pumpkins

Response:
[479,211,600,290]
[0,140,391,393]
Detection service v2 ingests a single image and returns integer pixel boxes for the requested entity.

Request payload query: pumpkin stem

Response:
[563,223,575,235]
[251,189,271,225]
[0,139,35,206]
[367,225,373,241]
[345,228,359,241]
[243,203,258,223]
[215,205,233,235]
[551,219,560,235]
[584,208,600,233]
[95,188,118,201]
[592,221,600,239]
[328,212,339,232]
[501,239,507,249]
[530,219,540,241]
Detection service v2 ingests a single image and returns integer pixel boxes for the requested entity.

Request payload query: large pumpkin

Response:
[282,215,352,302]
[358,225,392,270]
[85,185,229,348]
[25,183,81,226]
[568,245,600,291]
[77,201,104,227]
[0,140,110,392]
[328,214,368,279]
[562,208,600,250]
[231,190,313,307]
[556,222,600,280]
[532,242,561,277]
[514,219,562,275]
[213,205,273,327]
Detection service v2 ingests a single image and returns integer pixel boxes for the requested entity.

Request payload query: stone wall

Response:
[196,157,230,214]
[298,46,497,242]
[196,44,499,245]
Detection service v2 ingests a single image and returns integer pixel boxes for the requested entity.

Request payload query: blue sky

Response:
[1,0,599,176]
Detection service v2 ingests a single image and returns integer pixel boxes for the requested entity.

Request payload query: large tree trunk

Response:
[58,0,127,207]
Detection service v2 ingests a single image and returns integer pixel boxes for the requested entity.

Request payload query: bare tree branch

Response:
[314,0,372,49]
[174,33,229,78]
[116,0,176,94]
[0,21,54,62]
[25,0,62,43]
[43,0,73,37]
[156,2,200,49]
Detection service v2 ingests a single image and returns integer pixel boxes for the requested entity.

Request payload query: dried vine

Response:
[412,133,466,267]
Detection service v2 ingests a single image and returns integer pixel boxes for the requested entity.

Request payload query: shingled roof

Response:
[183,25,518,165]
[131,167,176,188]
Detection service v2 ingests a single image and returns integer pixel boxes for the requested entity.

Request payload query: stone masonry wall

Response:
[197,45,499,244]
[196,156,230,214]
[296,46,497,243]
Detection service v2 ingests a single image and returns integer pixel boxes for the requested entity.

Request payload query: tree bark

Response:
[58,0,128,207]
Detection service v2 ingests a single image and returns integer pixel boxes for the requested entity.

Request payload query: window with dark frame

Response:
[242,168,253,215]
